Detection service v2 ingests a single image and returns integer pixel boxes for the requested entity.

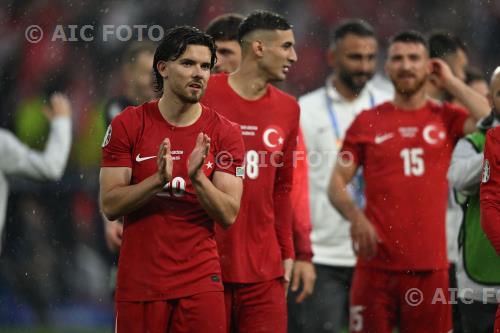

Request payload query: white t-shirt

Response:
[0,116,72,250]
[299,75,393,267]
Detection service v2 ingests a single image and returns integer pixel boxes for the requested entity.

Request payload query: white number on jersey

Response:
[350,305,365,332]
[400,148,425,176]
[246,150,259,179]
[157,176,186,197]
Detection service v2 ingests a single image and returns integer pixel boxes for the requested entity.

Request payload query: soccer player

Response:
[449,66,500,333]
[100,26,245,333]
[291,19,392,333]
[0,93,72,251]
[328,31,490,332]
[206,12,316,305]
[206,13,244,74]
[202,10,299,332]
[480,108,500,333]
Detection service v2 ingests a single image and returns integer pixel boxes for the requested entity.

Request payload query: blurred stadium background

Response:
[0,0,499,331]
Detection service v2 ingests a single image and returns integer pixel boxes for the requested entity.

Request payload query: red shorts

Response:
[115,291,225,333]
[350,266,451,333]
[224,278,286,333]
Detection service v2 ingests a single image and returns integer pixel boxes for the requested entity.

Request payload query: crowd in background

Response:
[1,0,500,329]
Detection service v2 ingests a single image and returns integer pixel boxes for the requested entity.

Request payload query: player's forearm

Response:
[101,173,164,220]
[190,172,240,228]
[328,171,365,223]
[274,191,295,260]
[447,77,490,120]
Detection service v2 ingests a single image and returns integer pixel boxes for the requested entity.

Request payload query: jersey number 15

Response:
[400,148,425,176]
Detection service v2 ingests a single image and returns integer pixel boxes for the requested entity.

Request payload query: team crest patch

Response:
[422,123,446,146]
[482,159,490,183]
[236,166,245,178]
[102,125,112,147]
[262,125,285,153]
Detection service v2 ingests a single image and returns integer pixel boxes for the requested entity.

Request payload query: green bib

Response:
[460,131,500,284]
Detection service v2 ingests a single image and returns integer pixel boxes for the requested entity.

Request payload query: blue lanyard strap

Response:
[324,89,375,140]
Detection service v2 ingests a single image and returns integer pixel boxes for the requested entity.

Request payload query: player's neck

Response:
[332,75,359,102]
[228,66,268,100]
[393,89,428,110]
[157,95,201,127]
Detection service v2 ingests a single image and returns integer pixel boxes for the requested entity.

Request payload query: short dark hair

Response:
[206,13,244,42]
[153,26,216,92]
[122,40,156,66]
[238,10,292,44]
[330,19,375,48]
[429,31,466,59]
[389,30,429,50]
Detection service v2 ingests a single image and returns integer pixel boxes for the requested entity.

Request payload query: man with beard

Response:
[328,31,489,332]
[290,19,392,333]
[100,26,245,333]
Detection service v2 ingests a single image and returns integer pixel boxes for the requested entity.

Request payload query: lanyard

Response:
[324,89,375,141]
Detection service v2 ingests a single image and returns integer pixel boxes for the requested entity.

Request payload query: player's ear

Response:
[252,40,264,58]
[156,60,169,79]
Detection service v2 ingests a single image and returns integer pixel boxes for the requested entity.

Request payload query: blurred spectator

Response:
[206,13,244,74]
[289,19,392,333]
[0,93,72,323]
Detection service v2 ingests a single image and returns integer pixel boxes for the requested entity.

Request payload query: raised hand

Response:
[157,138,173,185]
[188,132,211,180]
[43,92,72,120]
[429,58,455,90]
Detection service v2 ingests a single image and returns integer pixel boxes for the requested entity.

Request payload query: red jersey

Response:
[341,101,468,271]
[101,101,244,301]
[480,126,500,255]
[202,73,300,283]
[292,128,313,261]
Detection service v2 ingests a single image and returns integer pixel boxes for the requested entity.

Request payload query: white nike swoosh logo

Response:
[136,154,156,162]
[374,133,394,144]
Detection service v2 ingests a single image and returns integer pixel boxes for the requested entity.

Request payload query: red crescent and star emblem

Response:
[262,125,285,152]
